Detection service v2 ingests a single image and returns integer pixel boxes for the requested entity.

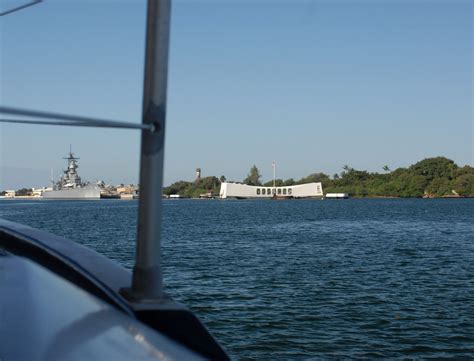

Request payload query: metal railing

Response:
[0,106,154,130]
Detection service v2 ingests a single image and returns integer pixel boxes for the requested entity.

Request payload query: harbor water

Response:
[1,198,473,359]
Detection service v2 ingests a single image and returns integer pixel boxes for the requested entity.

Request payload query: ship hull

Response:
[43,185,101,200]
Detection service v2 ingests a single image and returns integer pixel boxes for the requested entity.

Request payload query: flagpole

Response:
[272,161,276,188]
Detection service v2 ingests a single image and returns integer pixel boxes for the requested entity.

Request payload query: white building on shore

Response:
[219,182,323,199]
[4,190,16,198]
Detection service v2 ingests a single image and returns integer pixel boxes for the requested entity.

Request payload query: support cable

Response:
[0,0,42,16]
[0,106,154,131]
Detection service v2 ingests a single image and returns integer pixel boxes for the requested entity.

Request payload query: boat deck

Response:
[0,219,229,360]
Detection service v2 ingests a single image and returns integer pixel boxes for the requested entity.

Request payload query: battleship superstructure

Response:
[43,150,101,199]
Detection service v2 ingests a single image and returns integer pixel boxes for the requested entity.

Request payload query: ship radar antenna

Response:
[64,145,79,160]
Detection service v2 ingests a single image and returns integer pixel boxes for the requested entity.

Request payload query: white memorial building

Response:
[219,182,323,199]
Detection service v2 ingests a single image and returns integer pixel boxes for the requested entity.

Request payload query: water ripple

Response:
[1,198,473,359]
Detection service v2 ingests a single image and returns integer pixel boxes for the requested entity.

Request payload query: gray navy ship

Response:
[43,150,101,199]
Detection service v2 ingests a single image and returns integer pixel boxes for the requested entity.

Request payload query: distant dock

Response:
[325,193,349,199]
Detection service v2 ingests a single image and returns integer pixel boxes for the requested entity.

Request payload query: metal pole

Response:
[131,0,171,300]
[0,0,41,17]
[0,106,152,130]
[272,161,276,188]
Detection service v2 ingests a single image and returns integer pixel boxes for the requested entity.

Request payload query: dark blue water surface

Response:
[1,198,473,359]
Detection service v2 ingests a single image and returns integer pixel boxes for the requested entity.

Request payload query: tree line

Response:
[163,157,474,198]
[0,188,32,196]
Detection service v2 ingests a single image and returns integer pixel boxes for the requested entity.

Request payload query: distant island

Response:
[1,156,473,199]
[163,157,474,199]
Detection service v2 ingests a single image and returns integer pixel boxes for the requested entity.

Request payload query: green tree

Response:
[16,188,32,196]
[454,165,474,177]
[409,157,457,181]
[340,165,354,179]
[398,174,428,197]
[382,165,390,172]
[426,178,451,196]
[219,175,226,183]
[263,179,283,187]
[243,165,262,186]
[452,174,474,196]
[164,180,192,195]
[297,172,330,185]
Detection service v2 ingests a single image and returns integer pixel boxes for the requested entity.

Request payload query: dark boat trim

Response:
[0,218,133,314]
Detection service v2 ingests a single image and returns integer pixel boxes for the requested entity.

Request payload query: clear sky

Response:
[0,0,472,189]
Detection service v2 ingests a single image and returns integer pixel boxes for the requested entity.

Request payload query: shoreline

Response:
[1,195,473,201]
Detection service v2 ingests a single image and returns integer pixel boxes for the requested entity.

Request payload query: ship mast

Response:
[56,147,82,189]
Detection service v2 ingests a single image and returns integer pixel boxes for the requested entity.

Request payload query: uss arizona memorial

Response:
[219,182,323,199]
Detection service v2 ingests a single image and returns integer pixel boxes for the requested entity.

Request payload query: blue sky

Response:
[0,0,472,189]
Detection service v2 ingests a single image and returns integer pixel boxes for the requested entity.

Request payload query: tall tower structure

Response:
[195,168,201,180]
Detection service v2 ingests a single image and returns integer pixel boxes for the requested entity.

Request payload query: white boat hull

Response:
[42,185,101,199]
